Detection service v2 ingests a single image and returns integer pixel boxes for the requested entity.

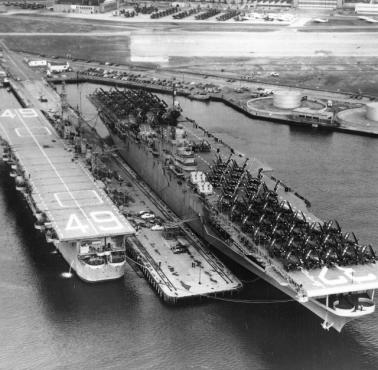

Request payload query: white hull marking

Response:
[318,267,348,286]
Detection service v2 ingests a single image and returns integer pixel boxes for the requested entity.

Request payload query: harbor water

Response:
[1,83,378,369]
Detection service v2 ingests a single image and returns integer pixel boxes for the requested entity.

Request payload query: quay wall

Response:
[48,76,378,138]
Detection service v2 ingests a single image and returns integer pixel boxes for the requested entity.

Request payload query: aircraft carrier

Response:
[0,106,135,282]
[0,41,241,296]
[0,101,240,294]
[89,86,378,331]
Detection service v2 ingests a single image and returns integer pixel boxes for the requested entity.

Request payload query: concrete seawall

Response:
[48,75,378,138]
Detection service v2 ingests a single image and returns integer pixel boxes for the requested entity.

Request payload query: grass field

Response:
[4,34,378,96]
[0,14,127,33]
[2,35,131,64]
[183,57,378,96]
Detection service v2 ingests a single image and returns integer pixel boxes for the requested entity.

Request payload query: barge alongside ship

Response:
[89,87,378,331]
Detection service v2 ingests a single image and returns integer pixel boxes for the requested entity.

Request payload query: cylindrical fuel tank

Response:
[273,91,302,109]
[366,102,378,122]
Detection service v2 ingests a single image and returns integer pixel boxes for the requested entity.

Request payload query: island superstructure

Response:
[90,87,378,331]
[0,106,136,282]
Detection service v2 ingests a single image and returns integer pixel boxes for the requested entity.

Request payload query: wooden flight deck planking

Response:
[0,107,135,241]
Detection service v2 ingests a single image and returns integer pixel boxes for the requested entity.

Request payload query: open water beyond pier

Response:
[1,83,378,369]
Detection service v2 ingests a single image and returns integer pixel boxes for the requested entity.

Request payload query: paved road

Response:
[0,40,61,111]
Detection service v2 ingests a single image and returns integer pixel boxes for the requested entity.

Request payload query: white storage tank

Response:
[273,91,302,109]
[366,102,378,122]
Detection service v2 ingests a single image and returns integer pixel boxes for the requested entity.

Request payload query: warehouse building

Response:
[53,0,118,13]
[355,2,378,14]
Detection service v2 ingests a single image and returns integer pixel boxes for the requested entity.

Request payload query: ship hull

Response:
[3,160,125,283]
[112,132,354,330]
[56,241,125,283]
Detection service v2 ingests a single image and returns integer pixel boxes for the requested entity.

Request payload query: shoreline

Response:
[47,74,378,138]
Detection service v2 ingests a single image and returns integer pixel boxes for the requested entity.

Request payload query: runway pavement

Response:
[130,30,378,58]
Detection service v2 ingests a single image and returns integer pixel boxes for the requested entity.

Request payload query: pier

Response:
[70,127,242,300]
[113,154,242,302]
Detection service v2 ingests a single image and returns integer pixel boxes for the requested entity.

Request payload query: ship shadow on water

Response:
[0,163,63,275]
[0,162,210,325]
[288,124,335,138]
[206,246,378,370]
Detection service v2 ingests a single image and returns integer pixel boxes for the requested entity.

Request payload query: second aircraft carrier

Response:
[89,86,378,331]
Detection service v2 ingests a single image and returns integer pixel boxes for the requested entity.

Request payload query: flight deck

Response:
[0,107,135,241]
[180,119,378,298]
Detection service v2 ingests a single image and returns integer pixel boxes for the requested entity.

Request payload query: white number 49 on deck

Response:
[65,211,123,234]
